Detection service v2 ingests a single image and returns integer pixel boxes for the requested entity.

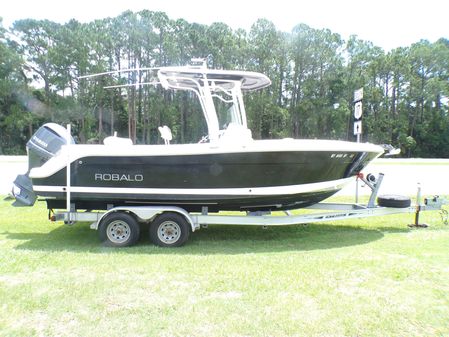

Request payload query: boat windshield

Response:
[212,83,245,129]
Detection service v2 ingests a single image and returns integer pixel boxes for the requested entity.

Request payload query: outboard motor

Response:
[12,123,74,207]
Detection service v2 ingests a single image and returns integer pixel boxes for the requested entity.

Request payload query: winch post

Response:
[355,173,384,207]
[367,173,384,208]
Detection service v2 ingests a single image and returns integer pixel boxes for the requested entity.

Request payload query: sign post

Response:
[353,88,363,143]
[354,88,364,103]
[353,88,363,203]
[353,120,362,136]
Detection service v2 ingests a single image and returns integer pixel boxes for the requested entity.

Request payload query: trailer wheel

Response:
[377,195,411,208]
[149,212,190,247]
[99,212,140,247]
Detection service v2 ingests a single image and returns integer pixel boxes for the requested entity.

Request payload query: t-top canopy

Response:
[158,67,271,92]
[79,63,272,143]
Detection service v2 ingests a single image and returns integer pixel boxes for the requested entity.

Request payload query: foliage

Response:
[0,13,448,156]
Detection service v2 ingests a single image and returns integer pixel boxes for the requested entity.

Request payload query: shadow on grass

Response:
[2,221,410,254]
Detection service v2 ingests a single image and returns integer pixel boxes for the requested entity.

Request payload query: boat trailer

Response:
[50,169,448,247]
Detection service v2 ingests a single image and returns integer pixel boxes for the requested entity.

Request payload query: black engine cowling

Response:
[12,123,74,207]
[26,123,74,171]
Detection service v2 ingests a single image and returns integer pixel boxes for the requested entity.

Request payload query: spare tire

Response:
[377,194,411,208]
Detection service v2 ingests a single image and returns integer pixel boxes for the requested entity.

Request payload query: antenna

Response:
[103,81,161,90]
[78,67,159,80]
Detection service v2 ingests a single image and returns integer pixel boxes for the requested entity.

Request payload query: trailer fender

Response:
[95,206,199,232]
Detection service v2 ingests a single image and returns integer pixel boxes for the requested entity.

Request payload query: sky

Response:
[1,0,448,51]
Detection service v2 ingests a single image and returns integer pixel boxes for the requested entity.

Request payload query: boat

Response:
[12,62,384,212]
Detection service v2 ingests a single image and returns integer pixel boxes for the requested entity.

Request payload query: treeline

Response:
[0,11,448,157]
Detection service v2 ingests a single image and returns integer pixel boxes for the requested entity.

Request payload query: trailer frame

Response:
[50,173,448,247]
[52,193,447,231]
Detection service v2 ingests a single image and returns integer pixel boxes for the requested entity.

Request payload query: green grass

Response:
[1,196,449,336]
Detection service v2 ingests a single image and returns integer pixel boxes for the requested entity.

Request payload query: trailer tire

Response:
[377,195,411,208]
[99,212,140,247]
[149,212,190,247]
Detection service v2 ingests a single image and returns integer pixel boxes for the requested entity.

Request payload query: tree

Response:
[0,18,40,153]
[12,19,63,106]
[1,11,447,158]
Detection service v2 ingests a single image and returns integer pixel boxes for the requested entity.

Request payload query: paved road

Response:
[0,156,28,195]
[338,158,449,197]
[1,156,448,197]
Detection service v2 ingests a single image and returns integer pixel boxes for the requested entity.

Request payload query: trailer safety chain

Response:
[440,209,448,226]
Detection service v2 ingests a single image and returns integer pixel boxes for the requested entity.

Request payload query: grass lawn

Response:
[0,196,448,336]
